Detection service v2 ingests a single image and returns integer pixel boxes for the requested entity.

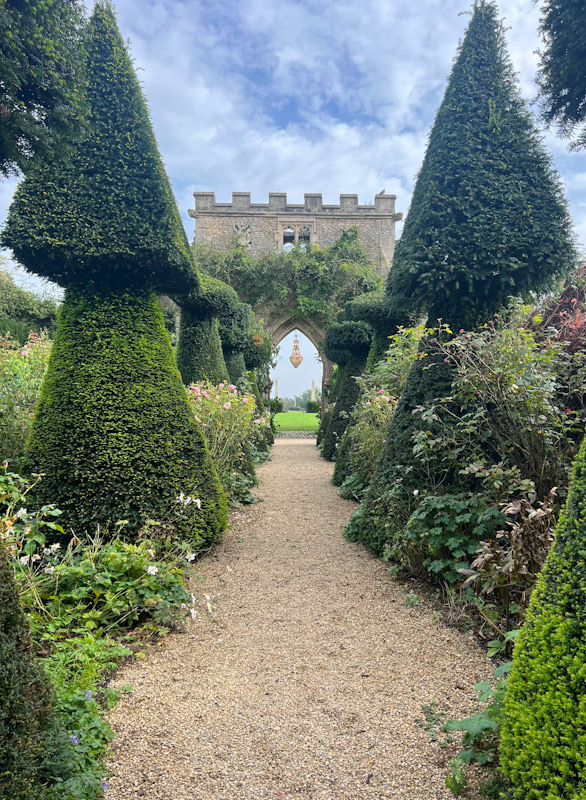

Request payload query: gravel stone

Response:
[106,439,493,799]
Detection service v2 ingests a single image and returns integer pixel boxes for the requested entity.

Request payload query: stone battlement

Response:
[188,190,403,277]
[189,191,399,216]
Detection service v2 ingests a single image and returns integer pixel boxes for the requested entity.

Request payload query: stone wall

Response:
[188,192,403,277]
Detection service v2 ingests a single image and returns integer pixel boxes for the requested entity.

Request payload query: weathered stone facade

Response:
[188,191,402,277]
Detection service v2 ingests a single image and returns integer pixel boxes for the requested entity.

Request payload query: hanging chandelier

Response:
[289,335,303,368]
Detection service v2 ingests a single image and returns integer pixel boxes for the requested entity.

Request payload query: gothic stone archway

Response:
[266,315,333,415]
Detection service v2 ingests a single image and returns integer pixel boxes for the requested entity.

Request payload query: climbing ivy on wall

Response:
[193,227,381,329]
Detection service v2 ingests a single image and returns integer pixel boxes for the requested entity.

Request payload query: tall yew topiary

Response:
[501,433,586,797]
[320,321,372,462]
[176,275,237,385]
[219,303,253,384]
[1,1,227,543]
[347,0,576,554]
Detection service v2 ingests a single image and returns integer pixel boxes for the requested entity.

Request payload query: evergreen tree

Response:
[537,0,586,149]
[2,1,198,296]
[320,321,372,462]
[219,304,253,384]
[501,432,586,797]
[176,276,237,385]
[347,0,576,554]
[1,2,226,543]
[0,0,85,177]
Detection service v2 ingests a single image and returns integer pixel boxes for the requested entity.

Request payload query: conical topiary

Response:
[347,0,576,554]
[25,287,227,544]
[176,276,237,385]
[2,0,198,295]
[500,432,586,797]
[320,321,372,462]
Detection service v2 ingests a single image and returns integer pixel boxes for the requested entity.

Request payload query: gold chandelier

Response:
[289,335,303,368]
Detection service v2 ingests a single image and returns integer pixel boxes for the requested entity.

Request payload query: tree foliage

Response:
[2,1,197,295]
[0,0,85,177]
[537,0,586,149]
[388,0,576,330]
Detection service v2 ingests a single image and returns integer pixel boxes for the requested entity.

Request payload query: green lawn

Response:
[274,411,319,432]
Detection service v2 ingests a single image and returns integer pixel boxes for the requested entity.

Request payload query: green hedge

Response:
[320,358,367,461]
[25,287,227,545]
[2,2,197,295]
[177,314,228,386]
[0,545,72,800]
[323,321,372,367]
[501,433,586,797]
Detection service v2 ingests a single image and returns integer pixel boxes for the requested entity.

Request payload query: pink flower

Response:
[192,387,201,396]
[242,397,249,403]
[228,384,236,390]
[202,391,209,399]
[218,383,225,388]
[379,389,385,394]
[223,402,231,409]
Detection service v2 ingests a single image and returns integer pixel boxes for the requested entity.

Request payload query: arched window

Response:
[283,226,295,253]
[298,225,311,251]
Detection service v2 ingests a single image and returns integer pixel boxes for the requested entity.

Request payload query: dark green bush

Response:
[0,271,58,343]
[501,433,586,797]
[0,544,72,800]
[24,287,227,545]
[2,2,197,295]
[177,315,228,385]
[306,400,320,414]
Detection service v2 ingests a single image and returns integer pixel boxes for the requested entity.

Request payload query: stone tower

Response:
[188,191,402,277]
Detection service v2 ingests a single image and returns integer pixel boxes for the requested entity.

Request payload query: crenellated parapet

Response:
[189,191,403,277]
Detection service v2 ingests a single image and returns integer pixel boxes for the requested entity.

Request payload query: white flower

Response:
[190,593,197,605]
[204,594,213,614]
[413,489,420,496]
[44,566,55,575]
[180,603,188,610]
[146,565,159,576]
[43,547,51,556]
[147,548,155,558]
[31,554,41,562]
[226,566,233,573]
[194,498,201,509]
[16,508,27,518]
[185,553,196,562]
[20,555,30,566]
[189,607,198,620]
[50,543,60,552]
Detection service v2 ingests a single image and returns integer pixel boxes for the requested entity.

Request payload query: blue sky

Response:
[1,0,585,397]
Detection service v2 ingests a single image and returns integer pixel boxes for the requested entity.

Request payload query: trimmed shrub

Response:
[219,304,252,383]
[306,400,320,414]
[0,543,72,800]
[351,0,576,554]
[24,287,227,546]
[501,432,586,797]
[177,315,228,385]
[2,1,197,296]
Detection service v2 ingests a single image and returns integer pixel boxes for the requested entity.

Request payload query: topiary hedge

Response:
[320,321,372,461]
[177,315,228,386]
[500,433,586,798]
[25,287,227,545]
[0,544,72,800]
[2,1,198,296]
[219,303,252,383]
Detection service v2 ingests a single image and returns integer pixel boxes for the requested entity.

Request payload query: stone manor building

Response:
[188,191,403,277]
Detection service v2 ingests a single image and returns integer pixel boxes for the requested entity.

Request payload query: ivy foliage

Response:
[537,0,586,149]
[501,432,586,797]
[0,0,86,177]
[195,227,381,329]
[387,0,576,330]
[2,1,197,295]
[0,544,72,800]
[24,287,227,546]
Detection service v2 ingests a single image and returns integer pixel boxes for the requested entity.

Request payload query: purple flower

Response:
[85,690,93,700]
[69,735,80,745]
[102,782,108,792]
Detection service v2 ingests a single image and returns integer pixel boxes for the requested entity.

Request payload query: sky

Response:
[2,0,585,398]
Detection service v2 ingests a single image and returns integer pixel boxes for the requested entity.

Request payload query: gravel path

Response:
[106,440,492,800]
